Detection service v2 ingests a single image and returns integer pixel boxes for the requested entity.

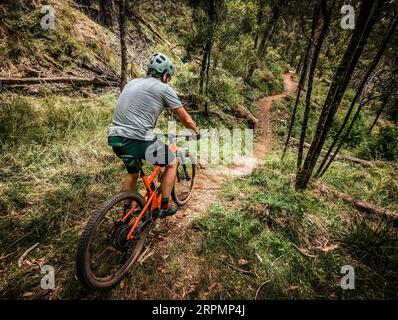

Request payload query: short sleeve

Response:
[163,85,183,110]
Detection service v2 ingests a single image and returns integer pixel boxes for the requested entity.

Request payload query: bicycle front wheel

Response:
[171,151,196,206]
[76,191,150,291]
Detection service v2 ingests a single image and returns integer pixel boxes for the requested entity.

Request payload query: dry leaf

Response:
[34,258,46,268]
[319,244,339,252]
[238,259,248,266]
[119,280,125,289]
[208,282,220,290]
[255,253,263,263]
[22,291,34,298]
[288,285,300,291]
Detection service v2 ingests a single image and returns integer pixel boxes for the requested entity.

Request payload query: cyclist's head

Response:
[147,52,175,83]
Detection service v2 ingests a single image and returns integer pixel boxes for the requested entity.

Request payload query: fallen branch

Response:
[314,182,398,221]
[130,10,170,46]
[219,258,254,276]
[137,247,154,264]
[289,137,374,167]
[18,243,39,268]
[254,280,270,300]
[291,243,316,258]
[0,77,118,87]
[81,60,119,81]
[235,104,258,128]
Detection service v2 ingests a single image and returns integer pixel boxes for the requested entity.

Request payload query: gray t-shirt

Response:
[108,77,182,141]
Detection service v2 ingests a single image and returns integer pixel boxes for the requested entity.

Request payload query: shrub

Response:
[358,126,398,161]
[330,112,368,149]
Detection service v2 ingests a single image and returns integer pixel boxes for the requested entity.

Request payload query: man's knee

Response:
[165,161,177,170]
[126,173,139,180]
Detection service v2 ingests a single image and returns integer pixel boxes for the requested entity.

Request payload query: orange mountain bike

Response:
[76,134,197,291]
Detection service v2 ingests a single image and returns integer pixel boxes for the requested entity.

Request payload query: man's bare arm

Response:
[173,107,200,135]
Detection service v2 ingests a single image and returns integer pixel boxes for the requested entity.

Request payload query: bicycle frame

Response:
[119,163,162,241]
[118,134,197,241]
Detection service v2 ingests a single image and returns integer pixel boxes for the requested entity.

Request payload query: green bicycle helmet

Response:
[147,52,176,76]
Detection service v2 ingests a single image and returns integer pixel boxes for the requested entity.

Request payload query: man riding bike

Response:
[108,53,200,218]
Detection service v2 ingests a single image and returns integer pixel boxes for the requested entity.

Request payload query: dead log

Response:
[235,104,258,128]
[313,182,398,221]
[81,59,119,81]
[0,77,118,87]
[130,10,170,46]
[289,137,374,167]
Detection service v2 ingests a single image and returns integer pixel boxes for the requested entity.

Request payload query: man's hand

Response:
[173,107,200,136]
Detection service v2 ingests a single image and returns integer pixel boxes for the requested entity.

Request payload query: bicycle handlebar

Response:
[154,133,200,143]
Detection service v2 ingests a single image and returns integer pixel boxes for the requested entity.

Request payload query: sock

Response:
[161,197,170,210]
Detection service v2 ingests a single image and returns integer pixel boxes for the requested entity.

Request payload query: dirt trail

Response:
[120,71,296,299]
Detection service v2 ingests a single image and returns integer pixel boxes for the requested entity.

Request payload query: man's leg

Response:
[160,161,177,209]
[159,141,178,214]
[123,173,139,192]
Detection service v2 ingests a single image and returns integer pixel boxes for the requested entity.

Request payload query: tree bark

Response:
[199,0,216,98]
[296,51,304,74]
[289,137,374,167]
[295,0,384,190]
[282,2,320,159]
[99,0,118,29]
[118,0,128,90]
[246,2,281,80]
[368,95,391,133]
[297,0,333,171]
[0,77,117,86]
[253,0,266,50]
[368,73,397,133]
[314,182,398,221]
[316,14,398,177]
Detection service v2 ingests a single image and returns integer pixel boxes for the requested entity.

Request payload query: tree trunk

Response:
[295,0,384,190]
[118,0,128,90]
[282,2,320,159]
[297,0,333,171]
[253,0,266,50]
[314,182,398,221]
[204,40,213,115]
[99,0,117,29]
[368,95,390,133]
[316,14,398,177]
[289,137,374,167]
[199,44,210,95]
[199,0,216,97]
[368,71,397,133]
[296,51,304,73]
[246,3,280,80]
[0,77,117,86]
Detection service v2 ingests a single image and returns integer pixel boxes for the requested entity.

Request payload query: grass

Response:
[0,85,265,299]
[192,151,398,299]
[0,92,124,298]
[189,70,398,299]
[1,0,119,76]
[1,0,396,300]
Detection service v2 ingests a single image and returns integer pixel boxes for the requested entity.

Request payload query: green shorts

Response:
[108,136,175,174]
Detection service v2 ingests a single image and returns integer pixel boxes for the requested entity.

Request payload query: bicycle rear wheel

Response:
[171,151,196,206]
[76,191,150,291]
